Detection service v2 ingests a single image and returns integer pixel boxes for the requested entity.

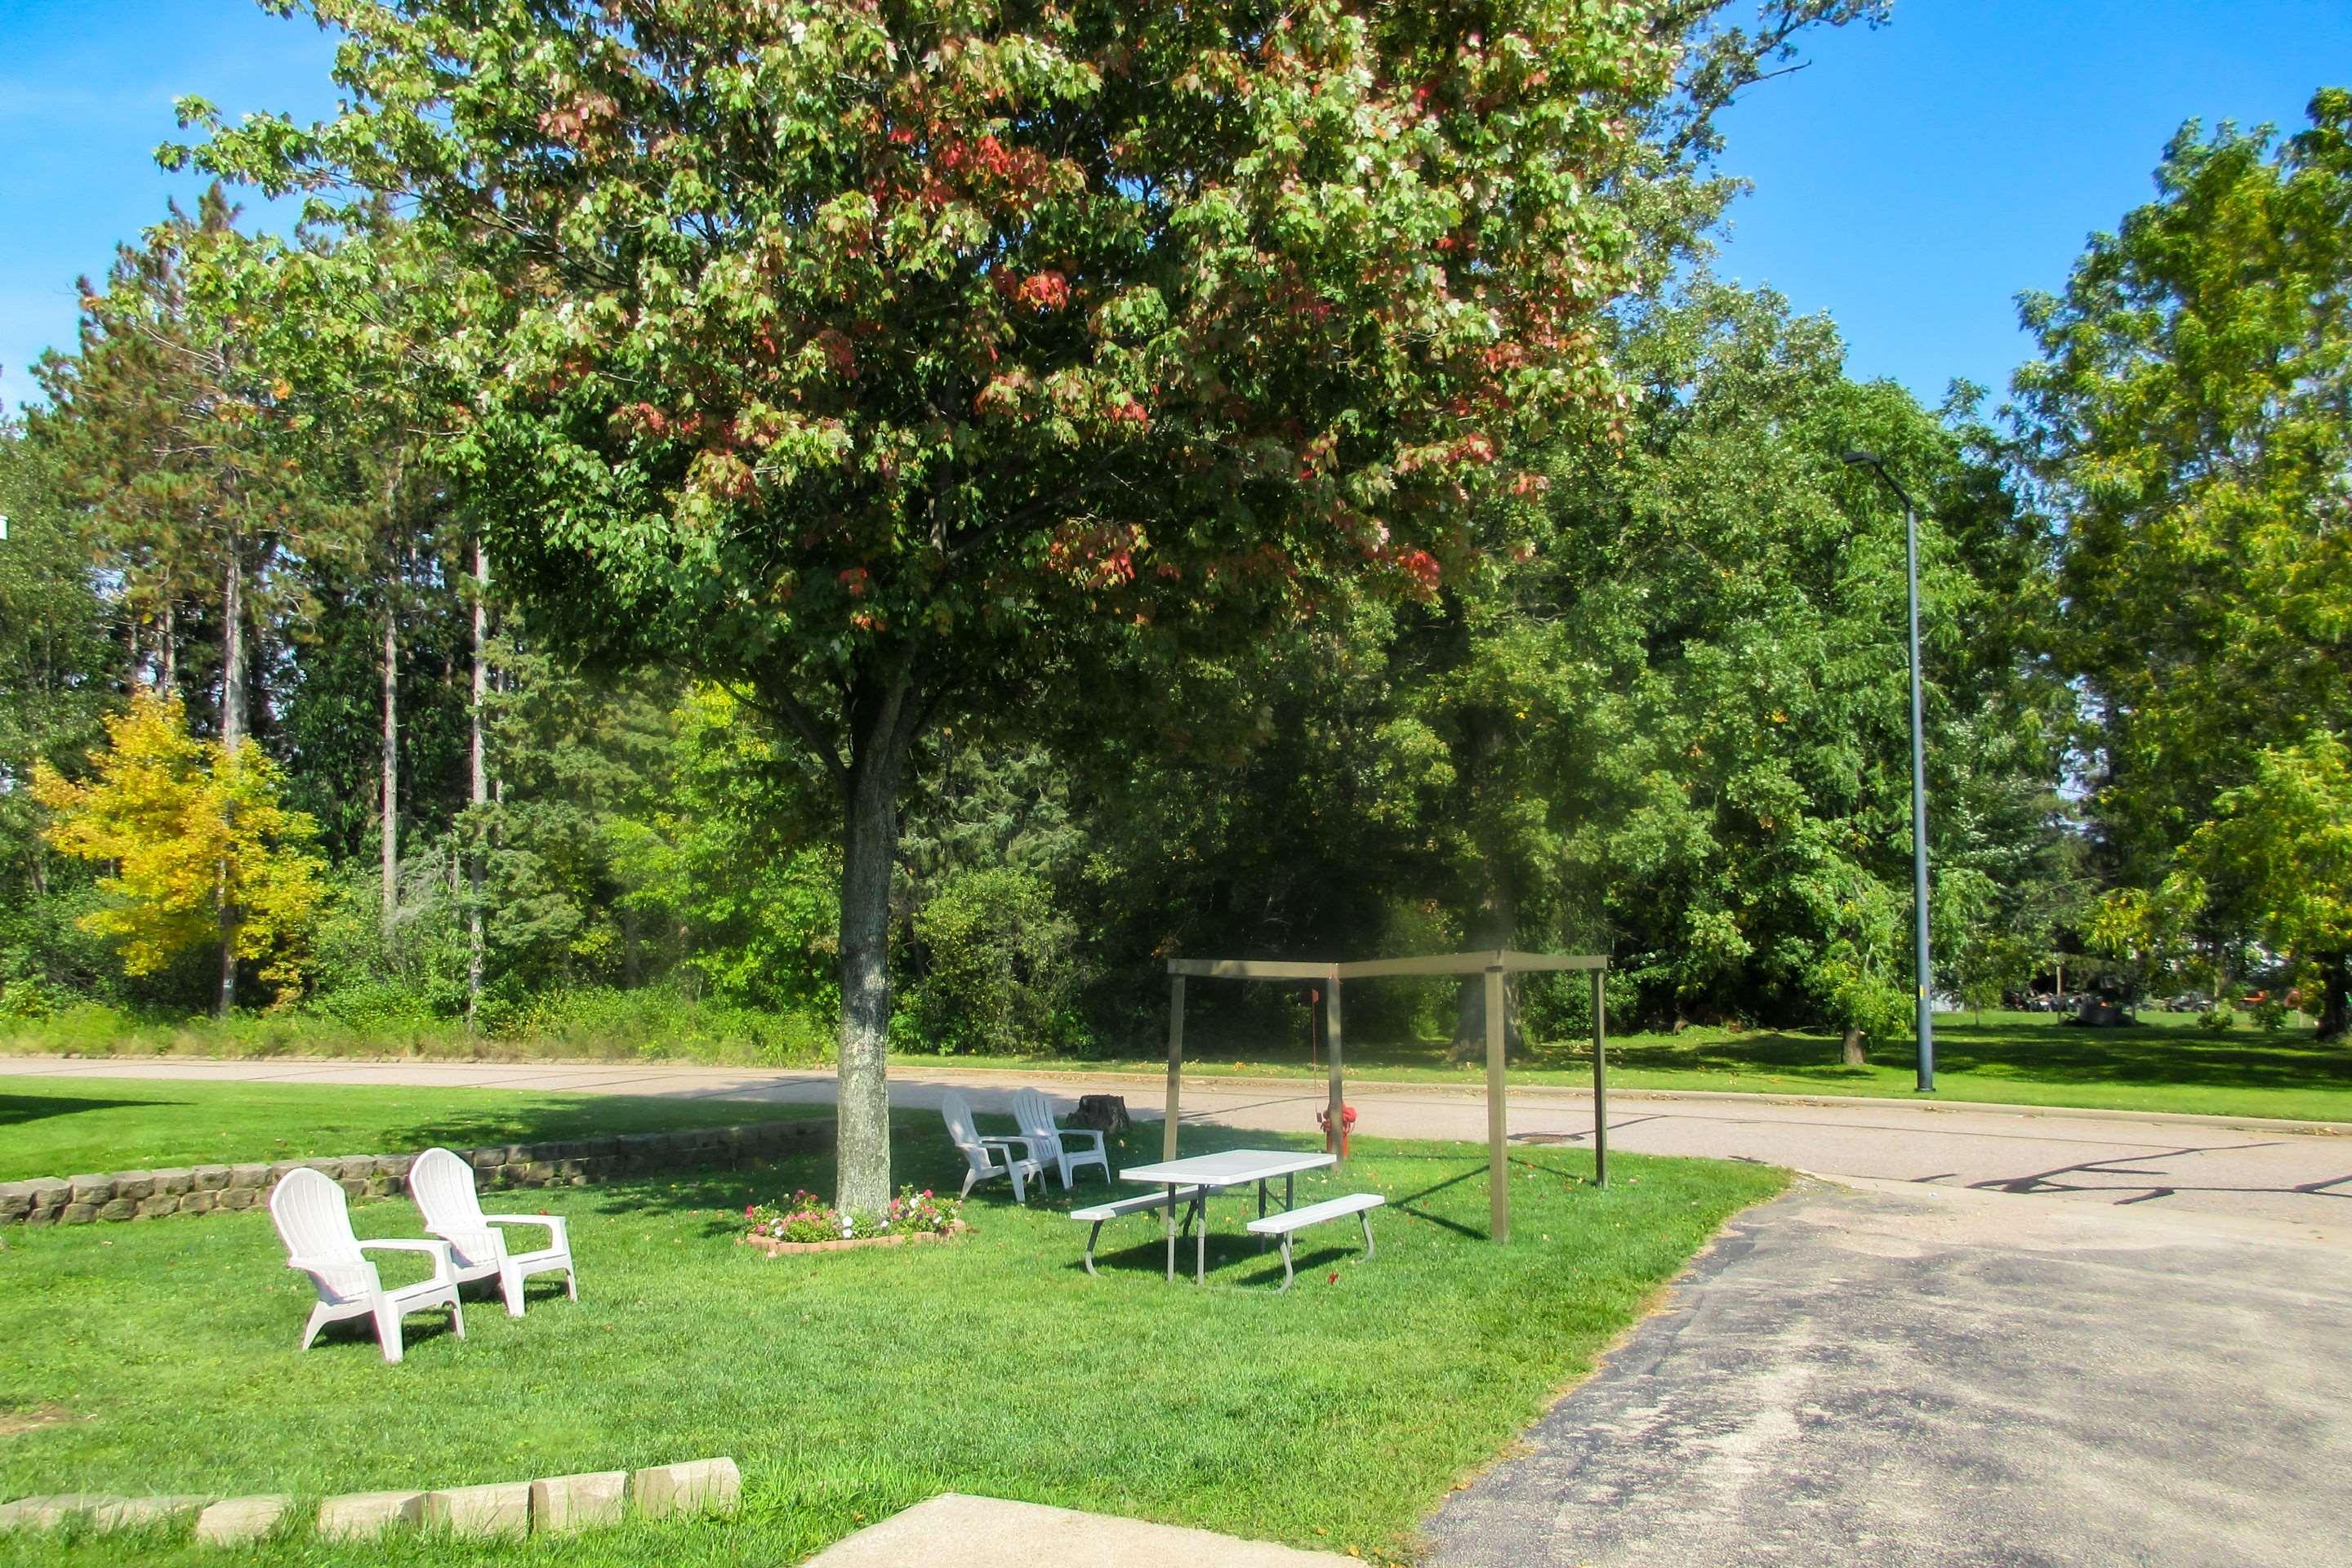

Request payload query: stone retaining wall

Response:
[0,1120,834,1227]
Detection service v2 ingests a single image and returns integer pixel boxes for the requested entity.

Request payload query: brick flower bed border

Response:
[0,1120,835,1227]
[738,1221,971,1257]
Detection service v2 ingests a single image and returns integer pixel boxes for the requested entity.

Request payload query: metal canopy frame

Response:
[1163,950,1610,1244]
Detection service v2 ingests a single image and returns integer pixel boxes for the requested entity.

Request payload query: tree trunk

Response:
[219,533,244,752]
[835,664,924,1215]
[160,595,176,696]
[1842,1025,1867,1067]
[467,543,490,1027]
[215,533,244,1018]
[381,581,399,939]
[2319,952,2350,1044]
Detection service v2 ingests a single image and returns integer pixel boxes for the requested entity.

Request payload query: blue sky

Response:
[2,1,2346,416]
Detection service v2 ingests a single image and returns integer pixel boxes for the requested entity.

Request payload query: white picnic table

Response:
[1119,1148,1337,1285]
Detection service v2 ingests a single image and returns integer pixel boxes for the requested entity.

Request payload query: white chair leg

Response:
[373,1299,406,1364]
[448,1296,466,1340]
[300,1303,334,1352]
[1009,1165,1027,1204]
[499,1262,524,1317]
[961,1168,980,1200]
[564,1263,579,1302]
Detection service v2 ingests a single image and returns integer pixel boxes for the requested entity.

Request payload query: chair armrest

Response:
[483,1214,568,1248]
[358,1236,458,1284]
[1055,1126,1107,1153]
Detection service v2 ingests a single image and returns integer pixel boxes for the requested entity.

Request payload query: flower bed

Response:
[740,1186,964,1256]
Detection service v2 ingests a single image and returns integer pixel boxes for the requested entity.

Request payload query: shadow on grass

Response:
[0,1093,174,1128]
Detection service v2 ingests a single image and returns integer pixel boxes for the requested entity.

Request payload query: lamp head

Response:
[1842,449,1881,468]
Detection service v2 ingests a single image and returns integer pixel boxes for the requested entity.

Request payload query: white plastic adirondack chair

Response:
[270,1167,464,1364]
[408,1147,577,1317]
[940,1090,1042,1202]
[1013,1088,1109,1189]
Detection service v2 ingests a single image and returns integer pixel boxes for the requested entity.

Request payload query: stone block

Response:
[316,1490,425,1539]
[68,1174,116,1204]
[0,1183,34,1223]
[268,1160,310,1184]
[629,1458,741,1520]
[179,1190,218,1216]
[228,1163,271,1191]
[59,1202,96,1225]
[497,1164,527,1187]
[136,1194,181,1218]
[151,1168,194,1196]
[217,1187,257,1211]
[112,1171,157,1201]
[528,1471,627,1535]
[26,1178,69,1208]
[190,1165,230,1192]
[469,1148,502,1172]
[90,1494,211,1530]
[338,1179,368,1201]
[24,1207,61,1227]
[338,1157,376,1183]
[375,1154,414,1180]
[194,1494,297,1547]
[422,1482,531,1538]
[0,1493,113,1530]
[96,1198,139,1222]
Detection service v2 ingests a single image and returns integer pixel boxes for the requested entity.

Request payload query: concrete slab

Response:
[422,1481,530,1537]
[88,1494,210,1530]
[316,1490,424,1539]
[629,1457,739,1519]
[1422,1178,2352,1566]
[528,1470,627,1534]
[193,1495,298,1546]
[806,1494,1352,1566]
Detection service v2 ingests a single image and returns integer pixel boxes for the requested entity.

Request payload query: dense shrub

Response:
[905,867,1082,1055]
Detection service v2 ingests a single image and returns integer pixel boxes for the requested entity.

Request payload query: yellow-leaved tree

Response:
[33,693,325,1012]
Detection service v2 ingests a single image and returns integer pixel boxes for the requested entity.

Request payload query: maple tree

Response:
[33,693,327,1008]
[186,0,1687,1205]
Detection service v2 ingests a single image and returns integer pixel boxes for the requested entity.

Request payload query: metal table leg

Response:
[1257,1178,1269,1250]
[1164,1183,1176,1282]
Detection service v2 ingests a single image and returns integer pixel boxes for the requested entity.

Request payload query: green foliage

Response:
[608,685,839,1013]
[2022,91,2352,1026]
[906,866,1081,1055]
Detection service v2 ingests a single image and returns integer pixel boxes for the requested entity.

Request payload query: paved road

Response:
[1423,1178,2352,1567]
[3,1055,2345,1236]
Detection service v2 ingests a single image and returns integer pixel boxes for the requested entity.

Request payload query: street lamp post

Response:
[1843,450,1936,1094]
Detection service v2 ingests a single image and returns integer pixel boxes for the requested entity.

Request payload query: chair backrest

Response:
[408,1147,487,1234]
[940,1091,990,1167]
[1012,1089,1058,1145]
[270,1167,362,1268]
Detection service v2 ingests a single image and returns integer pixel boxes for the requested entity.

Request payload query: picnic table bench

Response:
[1069,1186,1207,1276]
[1247,1192,1382,1291]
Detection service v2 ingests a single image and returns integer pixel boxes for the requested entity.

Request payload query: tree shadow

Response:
[0,1093,173,1128]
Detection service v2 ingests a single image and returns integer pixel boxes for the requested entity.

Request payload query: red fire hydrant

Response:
[1317,1102,1358,1158]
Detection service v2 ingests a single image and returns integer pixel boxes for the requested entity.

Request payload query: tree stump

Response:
[1069,1095,1132,1134]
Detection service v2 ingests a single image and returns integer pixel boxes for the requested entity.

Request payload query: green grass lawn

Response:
[0,1106,1782,1566]
[908,1009,2352,1124]
[0,1078,826,1183]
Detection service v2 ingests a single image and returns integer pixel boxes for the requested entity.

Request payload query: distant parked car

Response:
[2163,993,2212,1013]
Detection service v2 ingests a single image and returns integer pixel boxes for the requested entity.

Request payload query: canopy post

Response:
[1165,974,1187,1161]
[1486,964,1508,1244]
[1324,972,1346,1166]
[1591,967,1609,1188]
